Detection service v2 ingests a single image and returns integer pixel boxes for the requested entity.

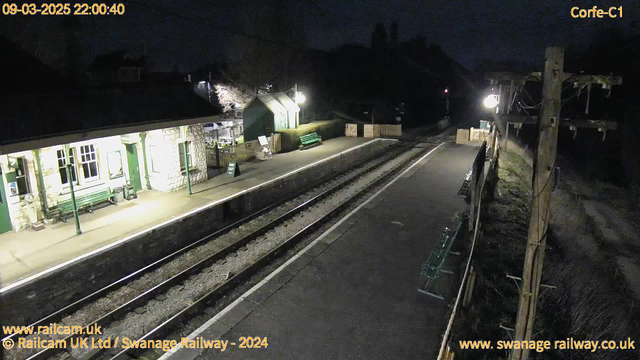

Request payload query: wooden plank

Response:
[363,124,380,138]
[488,71,622,85]
[497,115,617,130]
[345,123,358,137]
[456,129,469,144]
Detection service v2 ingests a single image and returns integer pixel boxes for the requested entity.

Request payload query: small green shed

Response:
[242,92,300,141]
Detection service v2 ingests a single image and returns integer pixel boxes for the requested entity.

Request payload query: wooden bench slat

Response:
[299,132,322,149]
[57,188,114,220]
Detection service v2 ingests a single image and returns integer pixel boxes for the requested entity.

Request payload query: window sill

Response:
[180,169,199,176]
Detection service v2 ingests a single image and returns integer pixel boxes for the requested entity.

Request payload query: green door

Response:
[125,144,142,191]
[0,169,13,234]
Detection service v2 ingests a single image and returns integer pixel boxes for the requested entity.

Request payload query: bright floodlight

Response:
[483,94,499,108]
[295,92,306,104]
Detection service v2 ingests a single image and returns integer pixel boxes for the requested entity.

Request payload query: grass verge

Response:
[450,142,639,360]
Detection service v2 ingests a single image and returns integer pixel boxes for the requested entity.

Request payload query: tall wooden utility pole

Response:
[510,46,564,360]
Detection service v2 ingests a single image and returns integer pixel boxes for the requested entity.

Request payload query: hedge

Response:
[278,119,345,152]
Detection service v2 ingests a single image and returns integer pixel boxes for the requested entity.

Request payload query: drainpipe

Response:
[33,149,49,218]
[64,144,82,235]
[139,132,152,190]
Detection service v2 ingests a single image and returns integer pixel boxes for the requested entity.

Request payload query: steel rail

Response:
[24,138,428,360]
[110,141,438,360]
[3,136,411,348]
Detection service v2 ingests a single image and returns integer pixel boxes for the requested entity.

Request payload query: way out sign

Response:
[227,161,240,177]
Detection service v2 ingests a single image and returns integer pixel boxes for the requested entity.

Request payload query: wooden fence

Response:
[437,131,501,360]
[345,123,401,138]
[380,124,402,136]
[345,123,358,137]
[470,127,491,142]
[456,129,470,144]
[364,124,381,138]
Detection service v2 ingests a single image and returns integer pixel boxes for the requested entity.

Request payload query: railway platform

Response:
[167,142,479,360]
[0,137,379,290]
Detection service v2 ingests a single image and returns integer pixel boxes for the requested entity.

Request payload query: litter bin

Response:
[113,186,124,204]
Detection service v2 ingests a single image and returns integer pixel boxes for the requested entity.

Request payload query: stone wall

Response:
[146,125,207,192]
[1,139,392,326]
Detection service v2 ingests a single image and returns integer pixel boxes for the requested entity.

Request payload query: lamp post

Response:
[444,87,450,116]
[291,83,306,128]
[64,144,82,235]
[180,126,192,196]
[295,91,306,127]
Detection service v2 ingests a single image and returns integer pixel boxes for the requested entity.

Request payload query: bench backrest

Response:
[58,188,112,210]
[300,132,320,142]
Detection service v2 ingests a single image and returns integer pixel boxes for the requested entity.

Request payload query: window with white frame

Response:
[80,144,99,180]
[178,142,192,171]
[56,148,78,185]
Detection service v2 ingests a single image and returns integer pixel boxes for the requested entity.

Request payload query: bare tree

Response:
[225,0,306,94]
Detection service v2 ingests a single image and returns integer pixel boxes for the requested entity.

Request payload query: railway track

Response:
[3,128,449,360]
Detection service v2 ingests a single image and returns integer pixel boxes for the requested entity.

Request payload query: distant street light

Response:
[444,87,449,116]
[295,92,306,104]
[483,94,499,108]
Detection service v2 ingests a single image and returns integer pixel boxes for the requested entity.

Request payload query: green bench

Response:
[57,188,114,222]
[418,214,466,300]
[299,132,322,150]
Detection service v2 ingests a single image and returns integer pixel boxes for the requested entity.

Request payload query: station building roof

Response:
[246,92,300,114]
[0,86,221,154]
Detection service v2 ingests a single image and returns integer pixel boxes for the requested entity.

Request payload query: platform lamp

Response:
[64,144,82,235]
[180,125,192,196]
[294,86,306,127]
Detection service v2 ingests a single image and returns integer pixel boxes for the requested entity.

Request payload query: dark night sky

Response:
[1,0,638,72]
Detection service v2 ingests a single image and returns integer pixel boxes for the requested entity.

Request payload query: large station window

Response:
[57,149,78,185]
[57,148,78,185]
[179,142,192,172]
[80,144,99,180]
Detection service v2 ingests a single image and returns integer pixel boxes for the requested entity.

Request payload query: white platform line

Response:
[159,141,446,359]
[1,138,395,293]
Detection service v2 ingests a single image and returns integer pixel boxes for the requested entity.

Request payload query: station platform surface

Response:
[168,142,479,360]
[0,137,377,289]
